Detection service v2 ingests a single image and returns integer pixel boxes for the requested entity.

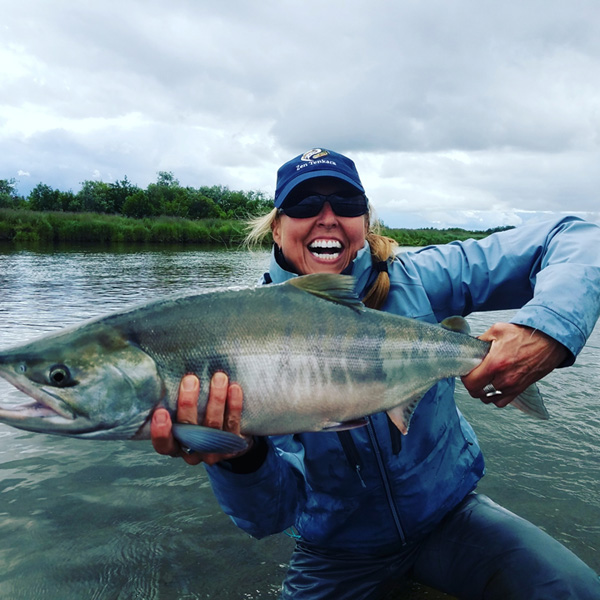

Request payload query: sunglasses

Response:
[280,193,369,219]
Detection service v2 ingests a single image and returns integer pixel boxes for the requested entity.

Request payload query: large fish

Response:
[0,274,547,453]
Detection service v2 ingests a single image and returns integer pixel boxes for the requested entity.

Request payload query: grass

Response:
[0,208,502,247]
[0,209,248,245]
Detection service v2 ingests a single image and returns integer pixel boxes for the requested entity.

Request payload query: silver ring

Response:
[483,383,503,398]
[170,446,193,458]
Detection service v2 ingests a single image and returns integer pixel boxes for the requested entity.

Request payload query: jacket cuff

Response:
[215,436,269,474]
[511,305,584,367]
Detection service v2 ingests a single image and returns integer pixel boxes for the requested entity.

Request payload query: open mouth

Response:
[0,370,75,421]
[0,399,63,420]
[308,239,343,261]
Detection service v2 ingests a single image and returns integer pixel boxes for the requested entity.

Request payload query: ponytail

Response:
[362,230,398,310]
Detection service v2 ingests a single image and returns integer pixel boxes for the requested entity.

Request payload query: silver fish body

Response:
[0,274,547,449]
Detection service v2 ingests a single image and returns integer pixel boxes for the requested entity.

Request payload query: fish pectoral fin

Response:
[171,424,250,454]
[286,274,365,313]
[321,417,369,431]
[510,384,549,420]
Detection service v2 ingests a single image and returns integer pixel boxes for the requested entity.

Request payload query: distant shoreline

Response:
[0,208,508,247]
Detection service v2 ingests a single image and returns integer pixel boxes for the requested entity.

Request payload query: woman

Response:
[152,149,600,599]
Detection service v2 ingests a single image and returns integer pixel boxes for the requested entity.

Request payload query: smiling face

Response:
[272,179,369,275]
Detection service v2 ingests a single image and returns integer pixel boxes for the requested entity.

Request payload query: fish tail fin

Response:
[511,384,549,420]
[441,316,549,421]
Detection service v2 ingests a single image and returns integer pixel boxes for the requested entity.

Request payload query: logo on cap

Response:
[301,149,329,162]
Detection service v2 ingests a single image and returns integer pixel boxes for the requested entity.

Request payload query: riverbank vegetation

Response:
[0,209,247,245]
[0,173,511,246]
[0,207,508,246]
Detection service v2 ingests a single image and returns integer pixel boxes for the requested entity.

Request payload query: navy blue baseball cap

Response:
[274,148,365,209]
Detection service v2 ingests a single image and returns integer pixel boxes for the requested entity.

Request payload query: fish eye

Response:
[48,364,73,387]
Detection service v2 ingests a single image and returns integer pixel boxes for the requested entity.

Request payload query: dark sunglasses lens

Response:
[331,195,368,217]
[282,194,368,218]
[282,196,324,218]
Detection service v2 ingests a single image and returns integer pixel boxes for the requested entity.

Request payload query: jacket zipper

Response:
[337,431,367,488]
[366,418,407,545]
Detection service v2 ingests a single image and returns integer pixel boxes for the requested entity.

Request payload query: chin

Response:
[307,255,348,273]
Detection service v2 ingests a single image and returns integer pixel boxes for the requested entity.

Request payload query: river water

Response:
[0,245,598,599]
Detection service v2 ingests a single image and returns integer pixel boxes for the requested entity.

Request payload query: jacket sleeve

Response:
[409,216,600,362]
[204,435,306,539]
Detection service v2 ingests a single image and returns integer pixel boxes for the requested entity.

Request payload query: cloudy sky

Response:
[2,0,600,229]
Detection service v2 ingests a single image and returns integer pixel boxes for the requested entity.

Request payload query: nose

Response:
[317,202,337,225]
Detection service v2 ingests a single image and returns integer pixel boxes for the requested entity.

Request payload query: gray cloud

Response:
[2,0,600,227]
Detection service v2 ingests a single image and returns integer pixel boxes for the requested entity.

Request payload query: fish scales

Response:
[129,285,392,433]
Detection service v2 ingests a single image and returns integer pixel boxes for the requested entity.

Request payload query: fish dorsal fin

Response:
[286,274,365,313]
[441,316,471,335]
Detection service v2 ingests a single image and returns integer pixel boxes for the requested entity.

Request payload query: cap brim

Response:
[275,171,365,208]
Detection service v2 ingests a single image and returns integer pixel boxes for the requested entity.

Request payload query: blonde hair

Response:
[244,208,278,248]
[244,207,397,310]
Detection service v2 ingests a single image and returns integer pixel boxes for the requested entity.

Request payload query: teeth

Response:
[317,253,340,261]
[308,239,342,261]
[309,240,342,250]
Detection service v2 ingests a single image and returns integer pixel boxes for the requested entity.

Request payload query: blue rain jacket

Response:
[206,216,600,555]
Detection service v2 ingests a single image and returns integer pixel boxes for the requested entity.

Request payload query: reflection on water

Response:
[0,245,598,599]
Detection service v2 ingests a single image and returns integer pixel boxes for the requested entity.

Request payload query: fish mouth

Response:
[0,369,76,423]
[0,385,93,435]
[308,238,344,262]
[0,391,76,423]
[0,398,66,420]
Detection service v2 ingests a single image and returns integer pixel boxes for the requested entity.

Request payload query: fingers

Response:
[461,322,568,409]
[151,408,177,456]
[461,327,500,397]
[177,374,200,424]
[203,372,229,429]
[151,374,202,464]
[201,374,245,466]
[464,370,520,407]
[481,389,517,408]
[224,383,243,435]
[177,374,203,465]
[461,324,522,407]
[152,372,248,466]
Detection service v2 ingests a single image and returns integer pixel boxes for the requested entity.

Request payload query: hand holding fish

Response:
[151,372,252,466]
[462,323,569,408]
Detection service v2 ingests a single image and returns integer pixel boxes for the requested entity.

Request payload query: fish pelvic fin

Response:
[286,274,365,313]
[510,384,549,420]
[386,396,423,436]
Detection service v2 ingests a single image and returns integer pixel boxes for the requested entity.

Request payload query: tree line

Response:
[0,173,512,246]
[0,172,272,220]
